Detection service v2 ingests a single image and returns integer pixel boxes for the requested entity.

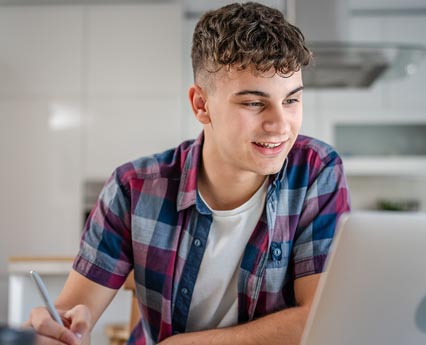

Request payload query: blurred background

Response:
[1,0,425,343]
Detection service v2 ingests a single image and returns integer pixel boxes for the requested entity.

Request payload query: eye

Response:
[284,98,299,105]
[242,101,264,107]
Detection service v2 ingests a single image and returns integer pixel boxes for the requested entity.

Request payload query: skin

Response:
[191,67,304,210]
[158,274,319,345]
[25,270,116,345]
[25,67,320,345]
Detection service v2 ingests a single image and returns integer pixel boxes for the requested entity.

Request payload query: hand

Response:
[23,304,91,345]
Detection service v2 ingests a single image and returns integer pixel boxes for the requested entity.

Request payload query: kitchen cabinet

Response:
[0,6,84,99]
[0,2,184,328]
[381,15,426,110]
[85,4,182,99]
[83,4,184,179]
[307,10,426,178]
[325,111,426,176]
[0,6,84,324]
[312,12,426,121]
[349,0,426,10]
[84,97,182,180]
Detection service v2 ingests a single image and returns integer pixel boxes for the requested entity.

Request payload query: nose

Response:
[262,105,291,134]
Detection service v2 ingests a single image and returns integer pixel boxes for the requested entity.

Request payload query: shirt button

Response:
[181,287,189,295]
[193,238,202,247]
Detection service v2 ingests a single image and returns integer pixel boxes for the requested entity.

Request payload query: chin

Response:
[255,164,284,176]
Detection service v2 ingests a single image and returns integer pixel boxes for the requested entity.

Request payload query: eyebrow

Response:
[234,86,304,98]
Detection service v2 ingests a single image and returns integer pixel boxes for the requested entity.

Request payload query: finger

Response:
[34,323,78,345]
[29,307,80,345]
[64,304,91,340]
[35,333,70,345]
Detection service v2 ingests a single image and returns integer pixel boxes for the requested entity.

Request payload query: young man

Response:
[26,2,350,344]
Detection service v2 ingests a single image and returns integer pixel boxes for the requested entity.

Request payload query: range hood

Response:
[289,0,426,88]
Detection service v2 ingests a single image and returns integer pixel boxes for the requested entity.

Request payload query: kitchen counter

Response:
[8,256,74,275]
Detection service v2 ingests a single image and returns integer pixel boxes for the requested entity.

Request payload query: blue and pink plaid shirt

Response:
[73,133,350,344]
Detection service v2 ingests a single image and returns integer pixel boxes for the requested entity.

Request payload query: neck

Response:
[198,151,267,211]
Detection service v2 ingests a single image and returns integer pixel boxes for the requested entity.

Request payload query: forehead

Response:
[208,67,303,94]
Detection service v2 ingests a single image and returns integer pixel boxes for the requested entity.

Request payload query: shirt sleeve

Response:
[73,169,133,289]
[292,150,351,279]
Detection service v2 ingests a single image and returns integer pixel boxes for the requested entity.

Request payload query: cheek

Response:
[296,117,303,131]
[223,110,252,130]
[292,111,303,131]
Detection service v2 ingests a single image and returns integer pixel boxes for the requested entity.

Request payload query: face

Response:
[190,67,304,179]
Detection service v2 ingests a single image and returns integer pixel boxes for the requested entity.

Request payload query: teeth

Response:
[255,142,281,148]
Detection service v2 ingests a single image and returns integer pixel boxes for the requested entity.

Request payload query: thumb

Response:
[64,304,91,341]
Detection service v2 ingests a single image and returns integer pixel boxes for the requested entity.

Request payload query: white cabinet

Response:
[0,99,83,254]
[331,114,426,176]
[349,0,426,10]
[83,4,184,179]
[308,10,426,177]
[0,2,184,327]
[84,97,182,179]
[0,6,84,323]
[382,15,426,110]
[85,4,182,98]
[0,6,84,98]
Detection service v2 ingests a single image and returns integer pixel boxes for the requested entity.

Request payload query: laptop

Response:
[300,211,426,345]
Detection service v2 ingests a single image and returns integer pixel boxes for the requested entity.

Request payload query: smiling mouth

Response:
[253,142,283,149]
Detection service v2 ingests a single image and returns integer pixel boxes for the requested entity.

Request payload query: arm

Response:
[159,273,320,345]
[26,269,118,345]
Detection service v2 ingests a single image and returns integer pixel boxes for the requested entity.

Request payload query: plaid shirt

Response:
[74,133,350,344]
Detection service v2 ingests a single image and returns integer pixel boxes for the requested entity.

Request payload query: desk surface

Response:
[8,256,74,275]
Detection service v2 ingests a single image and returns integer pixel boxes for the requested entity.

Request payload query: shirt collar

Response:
[176,132,288,212]
[176,132,204,212]
[269,157,288,196]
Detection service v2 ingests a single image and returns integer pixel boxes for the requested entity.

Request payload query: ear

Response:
[188,84,211,125]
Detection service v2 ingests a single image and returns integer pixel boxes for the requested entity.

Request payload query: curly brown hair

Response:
[191,2,312,83]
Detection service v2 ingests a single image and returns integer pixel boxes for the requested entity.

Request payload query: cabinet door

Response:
[349,0,426,10]
[0,8,84,255]
[0,6,83,99]
[84,98,182,179]
[84,4,183,179]
[382,15,426,110]
[86,4,182,98]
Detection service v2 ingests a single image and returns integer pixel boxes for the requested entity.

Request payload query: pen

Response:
[30,270,64,326]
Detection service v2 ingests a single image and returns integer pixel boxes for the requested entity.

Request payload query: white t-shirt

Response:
[186,179,268,331]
